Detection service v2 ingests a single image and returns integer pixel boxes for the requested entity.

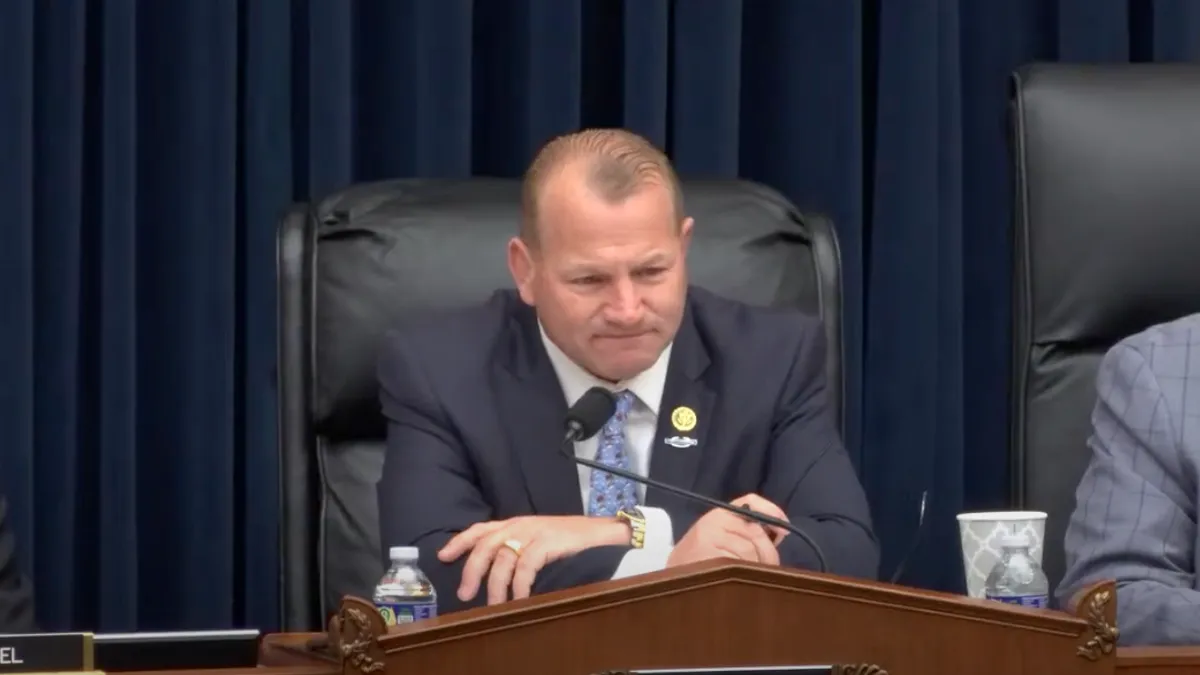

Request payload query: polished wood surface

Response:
[1117,647,1200,675]
[121,564,1200,675]
[251,625,1200,675]
[259,633,337,667]
[324,558,1118,675]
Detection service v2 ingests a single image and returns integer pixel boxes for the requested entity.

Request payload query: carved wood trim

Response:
[329,597,387,675]
[1073,581,1119,662]
[833,665,888,675]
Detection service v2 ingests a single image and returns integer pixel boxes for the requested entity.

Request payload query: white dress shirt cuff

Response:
[611,506,675,580]
[641,506,675,548]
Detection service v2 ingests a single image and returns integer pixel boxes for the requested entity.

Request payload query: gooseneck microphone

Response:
[888,490,929,584]
[563,387,829,573]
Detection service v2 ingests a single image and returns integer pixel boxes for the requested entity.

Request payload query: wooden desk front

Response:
[85,631,1200,675]
[249,631,1200,675]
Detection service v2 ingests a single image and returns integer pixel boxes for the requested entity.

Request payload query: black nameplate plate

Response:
[0,633,93,673]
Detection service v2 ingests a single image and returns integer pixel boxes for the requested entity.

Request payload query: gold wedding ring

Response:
[502,538,524,556]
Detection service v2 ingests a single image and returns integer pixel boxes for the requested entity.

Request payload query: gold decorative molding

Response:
[1074,584,1119,662]
[834,665,888,675]
[329,597,387,675]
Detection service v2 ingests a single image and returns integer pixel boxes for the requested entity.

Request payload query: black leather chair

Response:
[276,178,844,630]
[1008,63,1200,595]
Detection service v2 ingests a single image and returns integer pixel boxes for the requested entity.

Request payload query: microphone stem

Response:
[569,449,829,573]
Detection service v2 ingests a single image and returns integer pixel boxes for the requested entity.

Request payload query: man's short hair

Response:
[520,128,685,247]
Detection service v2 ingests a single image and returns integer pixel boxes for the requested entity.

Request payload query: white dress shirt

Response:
[539,324,677,578]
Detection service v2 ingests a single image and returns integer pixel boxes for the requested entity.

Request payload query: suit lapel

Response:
[645,300,713,516]
[491,303,584,516]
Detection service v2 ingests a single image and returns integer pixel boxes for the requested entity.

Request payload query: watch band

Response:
[616,507,647,549]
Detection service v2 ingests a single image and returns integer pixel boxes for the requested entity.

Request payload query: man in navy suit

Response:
[377,129,878,613]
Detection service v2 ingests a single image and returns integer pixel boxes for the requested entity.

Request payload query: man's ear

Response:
[507,237,537,306]
[679,217,694,253]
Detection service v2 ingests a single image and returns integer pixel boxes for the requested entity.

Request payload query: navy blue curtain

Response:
[1,0,1198,631]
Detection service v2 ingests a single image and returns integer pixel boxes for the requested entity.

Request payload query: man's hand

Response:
[731,493,791,544]
[438,515,628,605]
[667,494,789,567]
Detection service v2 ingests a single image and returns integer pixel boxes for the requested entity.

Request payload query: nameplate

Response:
[597,662,835,667]
[0,634,93,673]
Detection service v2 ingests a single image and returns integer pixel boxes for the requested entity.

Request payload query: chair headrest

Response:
[1013,64,1200,346]
[309,178,831,439]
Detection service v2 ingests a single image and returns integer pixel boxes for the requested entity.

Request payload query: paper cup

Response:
[956,511,1047,598]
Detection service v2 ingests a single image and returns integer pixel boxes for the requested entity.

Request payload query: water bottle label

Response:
[376,600,437,625]
[986,593,1049,609]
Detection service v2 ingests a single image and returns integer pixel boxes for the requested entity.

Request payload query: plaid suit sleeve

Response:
[1056,336,1200,646]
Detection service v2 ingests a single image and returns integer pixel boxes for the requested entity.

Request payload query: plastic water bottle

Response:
[373,546,437,626]
[984,533,1050,609]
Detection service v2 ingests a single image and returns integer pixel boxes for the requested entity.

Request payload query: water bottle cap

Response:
[1001,532,1031,549]
[389,546,419,561]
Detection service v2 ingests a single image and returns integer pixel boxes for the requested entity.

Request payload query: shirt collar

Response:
[538,321,671,416]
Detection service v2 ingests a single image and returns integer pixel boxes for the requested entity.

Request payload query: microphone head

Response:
[565,387,617,440]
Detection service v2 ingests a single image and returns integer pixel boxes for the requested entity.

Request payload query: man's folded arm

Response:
[763,320,879,579]
[1057,342,1200,646]
[377,331,628,612]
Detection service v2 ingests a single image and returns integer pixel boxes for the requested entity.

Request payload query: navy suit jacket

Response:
[377,287,879,613]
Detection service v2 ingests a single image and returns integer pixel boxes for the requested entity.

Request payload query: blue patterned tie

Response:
[587,390,639,517]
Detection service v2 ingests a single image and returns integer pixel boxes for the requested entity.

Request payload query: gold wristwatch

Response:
[615,507,647,549]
